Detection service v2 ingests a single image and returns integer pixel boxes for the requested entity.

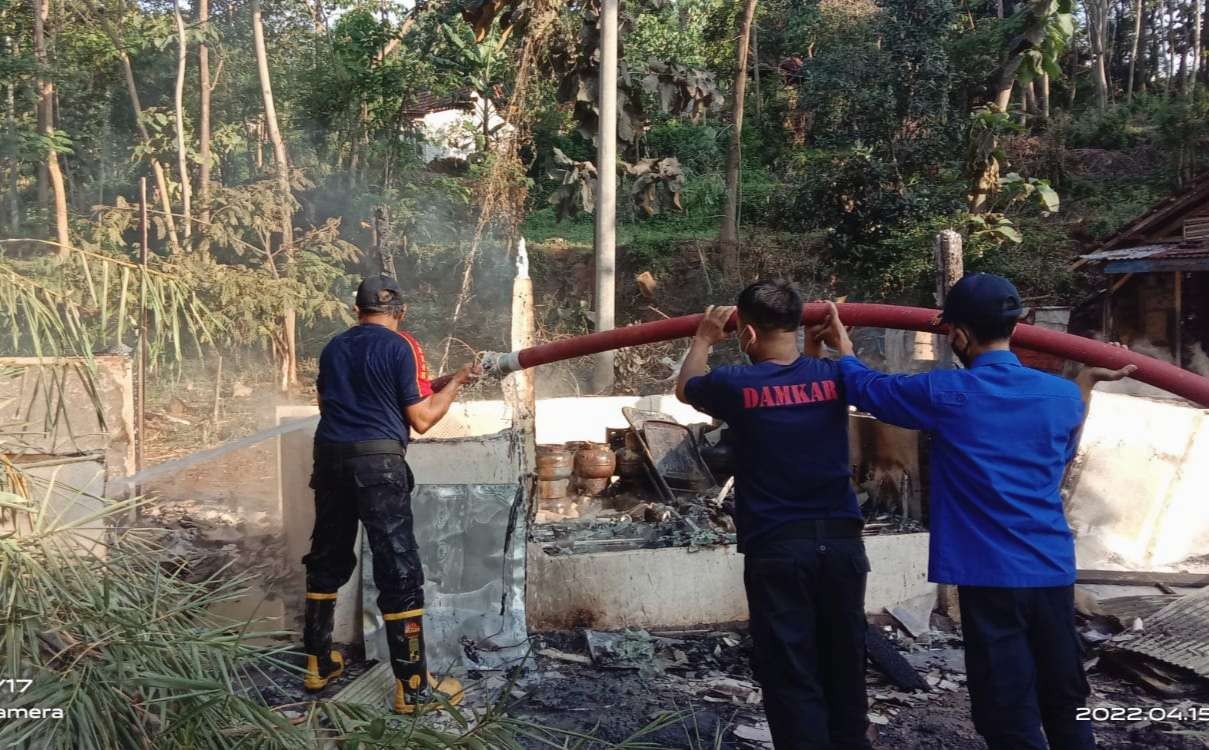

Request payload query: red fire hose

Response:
[484,303,1209,407]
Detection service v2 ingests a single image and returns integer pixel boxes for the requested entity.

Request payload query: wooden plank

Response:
[1076,569,1209,588]
[1105,259,1209,273]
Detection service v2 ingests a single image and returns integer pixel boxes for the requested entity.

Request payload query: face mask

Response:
[951,328,972,368]
[738,326,755,356]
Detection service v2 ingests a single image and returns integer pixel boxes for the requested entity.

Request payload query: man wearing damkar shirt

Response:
[676,280,871,750]
[816,274,1135,750]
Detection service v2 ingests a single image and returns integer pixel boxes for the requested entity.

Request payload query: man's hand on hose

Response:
[408,361,485,434]
[431,361,484,392]
[455,361,484,386]
[694,305,736,346]
[812,301,855,357]
[676,305,734,404]
[1075,342,1137,405]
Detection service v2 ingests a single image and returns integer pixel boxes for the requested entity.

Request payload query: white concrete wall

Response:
[526,533,934,630]
[535,395,714,445]
[0,355,135,488]
[1067,391,1209,571]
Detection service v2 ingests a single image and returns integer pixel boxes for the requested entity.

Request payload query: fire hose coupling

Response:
[480,350,523,379]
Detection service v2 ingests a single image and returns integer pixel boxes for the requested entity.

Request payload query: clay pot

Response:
[574,442,617,479]
[536,445,573,481]
[538,478,570,501]
[616,446,645,479]
[576,476,610,496]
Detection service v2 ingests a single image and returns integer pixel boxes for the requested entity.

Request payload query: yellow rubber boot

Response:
[302,592,345,692]
[304,651,345,692]
[384,608,464,714]
[392,673,464,714]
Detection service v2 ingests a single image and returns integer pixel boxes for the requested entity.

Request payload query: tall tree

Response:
[173,0,191,242]
[252,0,298,388]
[4,34,20,232]
[1127,0,1143,101]
[1188,0,1204,94]
[197,0,212,225]
[97,18,182,254]
[31,0,69,259]
[1086,0,1111,110]
[719,0,759,276]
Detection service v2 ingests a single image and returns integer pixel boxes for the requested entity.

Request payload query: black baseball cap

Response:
[940,273,1028,326]
[355,275,404,311]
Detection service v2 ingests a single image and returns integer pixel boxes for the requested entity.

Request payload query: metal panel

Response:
[1080,245,1171,262]
[1116,590,1209,678]
[362,483,529,675]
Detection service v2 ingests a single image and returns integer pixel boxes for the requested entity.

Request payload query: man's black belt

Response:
[314,439,407,459]
[771,518,865,541]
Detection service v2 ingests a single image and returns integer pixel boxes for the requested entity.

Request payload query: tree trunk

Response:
[31,0,69,260]
[252,0,297,388]
[719,0,759,277]
[5,35,20,233]
[34,0,48,211]
[1165,0,1176,93]
[992,56,1024,111]
[108,25,182,255]
[1189,0,1204,95]
[198,0,213,226]
[173,0,192,243]
[1127,0,1143,101]
[752,22,761,120]
[1040,71,1051,119]
[1086,0,1111,110]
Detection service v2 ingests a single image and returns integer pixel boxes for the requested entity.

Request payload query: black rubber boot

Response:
[384,608,462,713]
[303,593,344,692]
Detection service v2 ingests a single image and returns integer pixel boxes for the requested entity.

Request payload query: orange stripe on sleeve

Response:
[396,330,433,398]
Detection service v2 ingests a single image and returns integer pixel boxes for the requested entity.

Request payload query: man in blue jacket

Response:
[677,280,871,749]
[816,273,1133,750]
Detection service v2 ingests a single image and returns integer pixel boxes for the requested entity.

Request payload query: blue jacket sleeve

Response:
[838,355,937,432]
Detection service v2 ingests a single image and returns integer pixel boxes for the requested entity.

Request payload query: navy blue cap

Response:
[355,275,404,311]
[940,273,1028,326]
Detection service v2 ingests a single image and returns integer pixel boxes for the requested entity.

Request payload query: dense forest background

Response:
[1,0,1207,390]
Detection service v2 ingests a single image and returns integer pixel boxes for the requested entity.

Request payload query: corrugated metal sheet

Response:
[1081,241,1209,263]
[1080,245,1172,261]
[1116,591,1209,678]
[1154,241,1209,261]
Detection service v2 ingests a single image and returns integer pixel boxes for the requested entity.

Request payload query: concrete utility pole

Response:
[592,0,618,394]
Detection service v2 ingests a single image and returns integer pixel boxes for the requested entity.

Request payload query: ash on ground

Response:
[484,624,1208,749]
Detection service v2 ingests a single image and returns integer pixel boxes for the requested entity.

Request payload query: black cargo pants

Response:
[958,585,1095,750]
[304,444,424,614]
[743,531,873,750]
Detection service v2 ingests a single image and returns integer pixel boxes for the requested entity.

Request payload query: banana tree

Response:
[437,23,512,147]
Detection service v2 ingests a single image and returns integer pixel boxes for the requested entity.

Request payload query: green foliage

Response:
[0,491,300,750]
[643,118,723,176]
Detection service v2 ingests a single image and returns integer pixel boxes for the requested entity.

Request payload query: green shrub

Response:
[643,118,724,176]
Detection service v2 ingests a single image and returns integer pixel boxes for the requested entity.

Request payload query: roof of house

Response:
[1100,172,1209,252]
[400,91,475,120]
[1080,239,1209,273]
